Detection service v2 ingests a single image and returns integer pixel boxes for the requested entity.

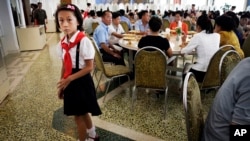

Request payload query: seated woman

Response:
[169,11,188,35]
[214,15,245,59]
[138,16,173,58]
[181,14,220,83]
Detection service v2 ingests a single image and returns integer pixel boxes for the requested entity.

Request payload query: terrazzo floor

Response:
[0,33,216,141]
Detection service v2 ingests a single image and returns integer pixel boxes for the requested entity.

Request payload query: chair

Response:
[92,22,99,33]
[183,72,204,141]
[161,19,170,31]
[131,46,170,119]
[89,37,131,102]
[219,50,241,85]
[241,34,250,58]
[120,21,129,33]
[198,45,235,90]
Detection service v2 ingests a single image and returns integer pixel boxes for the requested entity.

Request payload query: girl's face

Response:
[58,10,79,38]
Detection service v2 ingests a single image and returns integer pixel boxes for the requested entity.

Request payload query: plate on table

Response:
[123,37,135,40]
[188,31,197,35]
[129,30,140,33]
[123,34,135,37]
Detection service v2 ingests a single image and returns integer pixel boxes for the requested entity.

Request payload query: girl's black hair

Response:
[55,4,83,31]
[196,14,213,34]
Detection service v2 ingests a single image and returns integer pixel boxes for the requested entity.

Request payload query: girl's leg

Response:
[83,113,97,139]
[75,115,87,141]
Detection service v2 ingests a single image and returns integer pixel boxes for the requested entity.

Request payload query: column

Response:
[0,0,20,55]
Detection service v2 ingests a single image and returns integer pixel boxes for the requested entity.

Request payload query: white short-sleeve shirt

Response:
[108,24,124,44]
[57,31,95,69]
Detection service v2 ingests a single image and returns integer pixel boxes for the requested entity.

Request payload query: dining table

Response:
[118,31,196,72]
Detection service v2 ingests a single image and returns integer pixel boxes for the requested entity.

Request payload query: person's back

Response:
[181,14,219,82]
[138,36,170,52]
[83,10,98,35]
[202,57,250,141]
[192,32,220,71]
[214,15,244,59]
[219,31,244,58]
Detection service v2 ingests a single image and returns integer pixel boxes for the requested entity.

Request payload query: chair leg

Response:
[164,87,169,119]
[191,54,195,63]
[91,67,96,77]
[131,86,137,112]
[103,78,112,103]
[95,72,103,93]
[127,75,131,97]
[93,68,98,80]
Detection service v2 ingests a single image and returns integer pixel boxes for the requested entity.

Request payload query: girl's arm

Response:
[57,59,94,90]
[68,59,94,81]
[57,60,65,99]
[60,61,65,79]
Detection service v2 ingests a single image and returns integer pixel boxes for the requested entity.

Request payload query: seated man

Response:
[202,57,250,141]
[119,9,132,30]
[83,10,99,35]
[93,10,125,66]
[108,12,125,45]
[134,10,150,34]
[170,11,188,35]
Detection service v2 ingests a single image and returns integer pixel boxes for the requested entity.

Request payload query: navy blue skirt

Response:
[63,69,102,116]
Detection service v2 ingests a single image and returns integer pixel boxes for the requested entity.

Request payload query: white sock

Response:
[87,126,96,138]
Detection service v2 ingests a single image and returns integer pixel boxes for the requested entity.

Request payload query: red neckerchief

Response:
[61,32,85,79]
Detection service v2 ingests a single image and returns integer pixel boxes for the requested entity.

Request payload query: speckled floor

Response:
[0,33,216,141]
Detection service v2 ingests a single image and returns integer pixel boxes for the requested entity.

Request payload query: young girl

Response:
[55,4,101,141]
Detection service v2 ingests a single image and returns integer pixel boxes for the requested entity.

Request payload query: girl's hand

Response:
[57,88,64,99]
[57,77,72,90]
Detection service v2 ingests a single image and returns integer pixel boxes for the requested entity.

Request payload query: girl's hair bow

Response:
[67,5,75,10]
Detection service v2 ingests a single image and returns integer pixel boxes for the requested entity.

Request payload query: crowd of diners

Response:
[83,6,249,83]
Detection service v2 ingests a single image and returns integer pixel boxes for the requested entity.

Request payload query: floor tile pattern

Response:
[99,85,216,141]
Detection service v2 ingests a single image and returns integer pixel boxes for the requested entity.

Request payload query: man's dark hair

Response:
[241,14,249,19]
[138,10,148,19]
[96,11,102,17]
[119,9,125,16]
[112,12,121,19]
[215,15,235,31]
[174,11,183,17]
[225,11,240,28]
[89,10,95,17]
[149,16,162,32]
[101,10,111,17]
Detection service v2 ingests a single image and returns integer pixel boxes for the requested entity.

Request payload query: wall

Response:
[0,0,20,55]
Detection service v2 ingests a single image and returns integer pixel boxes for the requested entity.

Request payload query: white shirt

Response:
[108,24,124,44]
[57,31,95,69]
[181,30,220,72]
[83,17,99,34]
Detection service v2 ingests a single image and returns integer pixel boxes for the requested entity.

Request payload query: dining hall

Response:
[0,0,250,141]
